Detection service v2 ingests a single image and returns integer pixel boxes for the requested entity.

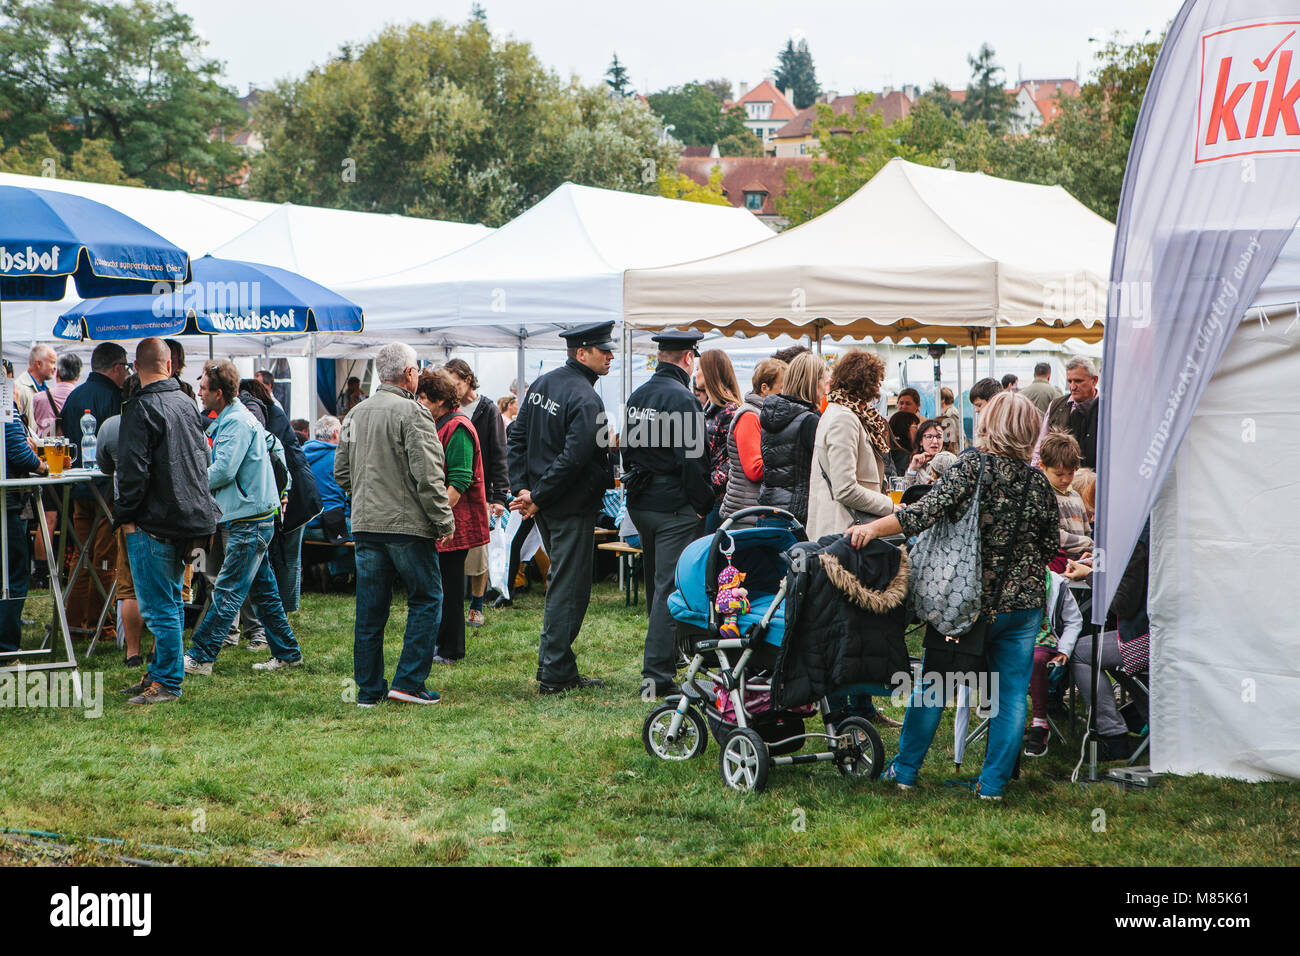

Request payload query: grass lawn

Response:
[2,583,1296,866]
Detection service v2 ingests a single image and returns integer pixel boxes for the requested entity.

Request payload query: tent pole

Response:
[309,334,319,420]
[516,331,526,400]
[956,344,964,450]
[989,325,997,379]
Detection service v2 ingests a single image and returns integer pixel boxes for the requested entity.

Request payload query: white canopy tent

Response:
[1149,227,1300,781]
[326,181,773,394]
[623,158,1113,352]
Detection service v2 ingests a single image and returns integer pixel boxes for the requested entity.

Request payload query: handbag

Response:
[1118,632,1150,675]
[908,452,986,635]
[920,460,1035,675]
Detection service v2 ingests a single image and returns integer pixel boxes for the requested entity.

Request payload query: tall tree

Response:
[605,53,633,97]
[0,0,246,192]
[249,17,678,225]
[775,38,820,109]
[962,43,1015,132]
[646,82,750,148]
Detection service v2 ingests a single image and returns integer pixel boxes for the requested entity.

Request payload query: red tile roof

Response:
[773,91,913,139]
[677,156,818,216]
[725,79,797,121]
[681,145,713,158]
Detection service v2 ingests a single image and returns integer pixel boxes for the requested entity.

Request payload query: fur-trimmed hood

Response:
[818,545,909,614]
[772,534,912,709]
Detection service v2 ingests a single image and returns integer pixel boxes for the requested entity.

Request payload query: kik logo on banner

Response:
[1197,19,1300,163]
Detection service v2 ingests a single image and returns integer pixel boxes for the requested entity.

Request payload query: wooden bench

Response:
[598,541,643,606]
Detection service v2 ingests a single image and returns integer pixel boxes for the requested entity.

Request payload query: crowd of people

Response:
[3,331,1145,798]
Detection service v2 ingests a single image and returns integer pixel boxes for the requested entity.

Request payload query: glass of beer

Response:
[888,477,905,505]
[44,438,75,476]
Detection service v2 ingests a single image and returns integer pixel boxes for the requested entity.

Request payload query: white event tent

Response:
[623,158,1113,353]
[1147,228,1300,781]
[329,182,774,390]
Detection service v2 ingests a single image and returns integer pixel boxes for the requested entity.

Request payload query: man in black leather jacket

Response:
[114,338,220,705]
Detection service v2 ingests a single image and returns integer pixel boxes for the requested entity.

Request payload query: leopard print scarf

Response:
[827,388,893,459]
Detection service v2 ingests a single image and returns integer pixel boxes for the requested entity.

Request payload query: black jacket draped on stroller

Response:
[773,535,911,709]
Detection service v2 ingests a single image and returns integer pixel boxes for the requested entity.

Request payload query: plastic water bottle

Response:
[79,409,97,468]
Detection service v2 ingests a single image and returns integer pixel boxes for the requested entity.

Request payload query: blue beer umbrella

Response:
[0,183,190,588]
[56,255,364,342]
[0,184,190,303]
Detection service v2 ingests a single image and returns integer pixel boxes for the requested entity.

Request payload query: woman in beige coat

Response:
[806,350,898,541]
[805,348,903,729]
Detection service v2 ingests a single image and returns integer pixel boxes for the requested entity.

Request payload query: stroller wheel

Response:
[831,716,885,780]
[719,728,770,793]
[642,703,708,761]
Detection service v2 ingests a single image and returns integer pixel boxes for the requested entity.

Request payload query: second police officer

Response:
[506,321,616,695]
[622,330,714,698]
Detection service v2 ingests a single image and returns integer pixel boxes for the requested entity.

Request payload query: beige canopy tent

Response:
[624,158,1112,348]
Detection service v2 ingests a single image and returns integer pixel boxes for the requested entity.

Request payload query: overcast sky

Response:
[177,0,1183,98]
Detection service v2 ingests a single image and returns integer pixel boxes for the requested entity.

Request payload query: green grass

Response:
[1,584,1297,866]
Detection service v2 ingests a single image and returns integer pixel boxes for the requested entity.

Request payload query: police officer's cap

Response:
[560,321,617,350]
[650,329,704,354]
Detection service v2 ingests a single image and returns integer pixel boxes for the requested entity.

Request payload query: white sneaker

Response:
[183,656,213,676]
[246,638,269,651]
[252,657,304,672]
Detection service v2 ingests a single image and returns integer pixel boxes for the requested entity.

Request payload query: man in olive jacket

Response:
[336,342,455,707]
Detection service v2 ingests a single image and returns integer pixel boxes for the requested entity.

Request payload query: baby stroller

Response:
[641,506,905,792]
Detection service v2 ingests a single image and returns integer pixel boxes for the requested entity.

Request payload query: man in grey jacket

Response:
[336,342,455,707]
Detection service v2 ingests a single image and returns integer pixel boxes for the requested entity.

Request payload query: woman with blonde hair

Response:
[846,390,1059,799]
[757,351,828,526]
[698,350,743,533]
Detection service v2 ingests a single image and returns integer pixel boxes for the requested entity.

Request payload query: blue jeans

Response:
[1,509,31,652]
[893,607,1040,797]
[189,520,301,665]
[126,530,186,695]
[353,532,443,702]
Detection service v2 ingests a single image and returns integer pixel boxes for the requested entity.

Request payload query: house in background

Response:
[771,88,915,157]
[1007,78,1081,133]
[723,79,798,151]
[677,155,817,230]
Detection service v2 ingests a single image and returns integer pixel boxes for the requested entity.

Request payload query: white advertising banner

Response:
[1095,0,1300,622]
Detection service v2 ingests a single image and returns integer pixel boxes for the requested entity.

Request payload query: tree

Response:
[646,82,749,147]
[775,94,929,226]
[962,43,1015,132]
[0,132,141,185]
[701,78,734,103]
[605,53,633,97]
[658,163,729,205]
[0,0,246,192]
[248,17,679,225]
[775,38,820,109]
[717,131,765,157]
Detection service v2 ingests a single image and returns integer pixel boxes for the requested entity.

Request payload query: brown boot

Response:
[126,682,179,706]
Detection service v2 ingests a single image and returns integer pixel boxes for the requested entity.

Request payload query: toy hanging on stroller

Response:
[641,506,912,792]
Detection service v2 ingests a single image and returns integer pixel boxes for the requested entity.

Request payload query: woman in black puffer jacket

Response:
[756,352,828,526]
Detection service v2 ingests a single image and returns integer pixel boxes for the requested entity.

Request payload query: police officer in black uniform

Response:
[622,330,714,697]
[507,321,615,694]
